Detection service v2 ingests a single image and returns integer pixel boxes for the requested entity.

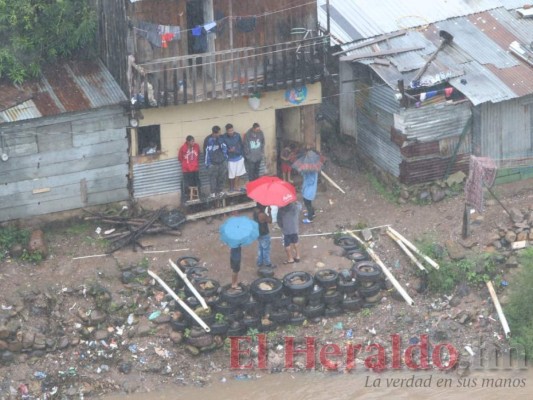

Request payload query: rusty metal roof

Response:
[336,7,533,105]
[0,59,126,123]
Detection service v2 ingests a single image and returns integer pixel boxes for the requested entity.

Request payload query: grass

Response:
[415,234,500,293]
[505,248,533,358]
[0,226,30,260]
[366,172,399,204]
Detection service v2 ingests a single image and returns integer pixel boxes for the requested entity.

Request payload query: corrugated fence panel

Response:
[0,109,129,222]
[133,158,182,198]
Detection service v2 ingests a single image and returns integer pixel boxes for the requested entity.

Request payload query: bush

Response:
[0,226,29,261]
[505,248,533,358]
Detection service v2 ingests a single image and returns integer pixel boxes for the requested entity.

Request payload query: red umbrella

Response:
[246,176,297,207]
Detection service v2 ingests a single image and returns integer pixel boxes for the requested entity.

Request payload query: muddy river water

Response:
[103,369,532,399]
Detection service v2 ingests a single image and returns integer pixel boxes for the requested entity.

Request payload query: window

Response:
[137,125,161,155]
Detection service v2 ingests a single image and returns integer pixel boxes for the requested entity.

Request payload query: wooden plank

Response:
[186,201,256,221]
[38,132,73,152]
[163,68,168,107]
[332,30,407,56]
[202,56,208,102]
[32,188,51,194]
[341,46,425,62]
[173,68,178,105]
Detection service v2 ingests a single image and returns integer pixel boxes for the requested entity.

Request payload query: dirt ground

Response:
[1,158,532,398]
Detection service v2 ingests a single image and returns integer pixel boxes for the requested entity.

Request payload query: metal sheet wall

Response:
[477,95,533,168]
[0,107,129,222]
[133,158,182,198]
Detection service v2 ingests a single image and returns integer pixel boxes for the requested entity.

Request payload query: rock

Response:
[121,271,135,284]
[456,311,470,325]
[509,208,524,223]
[1,351,14,364]
[449,296,461,307]
[403,315,414,325]
[315,262,326,268]
[0,340,6,350]
[185,345,200,356]
[21,332,35,349]
[136,320,152,337]
[361,228,373,241]
[94,330,109,340]
[7,340,22,352]
[170,331,183,344]
[118,361,133,374]
[57,337,69,349]
[419,191,430,202]
[400,189,409,200]
[33,334,46,350]
[9,243,24,258]
[516,231,528,241]
[445,240,465,261]
[28,229,48,258]
[430,186,446,202]
[90,310,107,324]
[503,230,516,244]
[432,330,448,341]
[456,283,470,297]
[446,171,466,186]
[152,314,171,324]
[505,256,519,268]
[492,240,503,250]
[529,231,533,241]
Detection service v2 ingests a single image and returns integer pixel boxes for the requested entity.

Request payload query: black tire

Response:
[259,319,278,332]
[325,306,343,318]
[243,299,264,317]
[177,256,200,269]
[273,295,291,309]
[364,291,383,304]
[287,303,302,313]
[323,291,342,306]
[186,266,209,281]
[283,272,314,297]
[269,310,290,323]
[170,318,189,332]
[213,301,236,316]
[187,278,220,298]
[345,249,369,262]
[303,303,325,319]
[220,284,250,306]
[358,282,381,298]
[209,321,229,335]
[160,209,187,229]
[242,315,261,329]
[334,235,359,251]
[352,261,382,283]
[315,269,339,289]
[250,278,284,303]
[337,278,358,295]
[258,267,275,278]
[185,296,201,309]
[308,285,324,301]
[289,315,306,326]
[227,324,247,336]
[342,296,363,312]
[189,311,216,327]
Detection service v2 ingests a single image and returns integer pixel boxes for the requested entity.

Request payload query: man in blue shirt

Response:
[223,123,246,192]
[204,125,228,197]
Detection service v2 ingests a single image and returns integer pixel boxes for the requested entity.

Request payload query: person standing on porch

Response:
[178,135,200,201]
[223,123,246,192]
[204,125,228,197]
[243,122,265,182]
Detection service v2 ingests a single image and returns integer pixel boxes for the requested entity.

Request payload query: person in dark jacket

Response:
[204,125,228,197]
[223,123,246,192]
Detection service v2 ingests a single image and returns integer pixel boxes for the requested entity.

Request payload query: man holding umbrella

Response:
[292,145,324,224]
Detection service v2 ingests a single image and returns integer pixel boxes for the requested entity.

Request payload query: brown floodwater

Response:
[102,368,532,400]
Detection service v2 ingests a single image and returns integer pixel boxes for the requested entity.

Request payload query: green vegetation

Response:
[416,235,500,293]
[0,0,97,83]
[361,308,372,317]
[366,172,400,204]
[505,248,533,358]
[0,226,29,260]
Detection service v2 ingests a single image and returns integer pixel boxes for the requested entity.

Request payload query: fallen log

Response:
[345,231,415,306]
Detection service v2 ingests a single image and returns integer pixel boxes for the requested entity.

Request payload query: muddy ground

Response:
[1,157,532,398]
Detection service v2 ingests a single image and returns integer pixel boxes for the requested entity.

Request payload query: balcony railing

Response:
[129,35,328,107]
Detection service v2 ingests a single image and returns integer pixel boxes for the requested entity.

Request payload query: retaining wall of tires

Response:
[171,237,389,354]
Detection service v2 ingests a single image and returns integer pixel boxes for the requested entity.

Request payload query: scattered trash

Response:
[464,345,475,356]
[345,329,353,339]
[95,227,102,235]
[58,367,77,377]
[34,371,47,380]
[313,245,318,249]
[333,322,343,330]
[127,313,135,325]
[18,384,29,395]
[220,377,227,383]
[500,280,509,287]
[104,228,115,235]
[1,304,12,310]
[128,344,138,354]
[148,310,161,320]
[234,374,252,381]
[409,337,420,345]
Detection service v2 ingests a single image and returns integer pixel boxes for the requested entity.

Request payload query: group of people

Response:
[177,122,266,201]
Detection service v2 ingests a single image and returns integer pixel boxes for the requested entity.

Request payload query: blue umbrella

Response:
[219,216,259,248]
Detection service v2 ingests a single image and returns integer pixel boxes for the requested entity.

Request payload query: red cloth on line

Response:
[464,156,497,213]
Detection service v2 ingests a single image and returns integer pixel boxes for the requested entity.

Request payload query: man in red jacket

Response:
[178,135,200,201]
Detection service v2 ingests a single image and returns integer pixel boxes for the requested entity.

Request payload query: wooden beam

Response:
[185,201,256,221]
[340,46,425,62]
[332,31,407,56]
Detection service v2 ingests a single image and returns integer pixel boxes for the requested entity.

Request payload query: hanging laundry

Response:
[419,92,427,101]
[203,21,217,33]
[135,21,180,48]
[444,87,454,97]
[192,26,203,36]
[193,28,208,53]
[425,90,438,99]
[235,17,257,33]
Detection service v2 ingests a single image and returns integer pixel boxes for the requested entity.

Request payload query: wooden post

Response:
[462,204,470,239]
[388,227,440,270]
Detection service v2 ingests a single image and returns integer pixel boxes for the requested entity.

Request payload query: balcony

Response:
[129,35,328,107]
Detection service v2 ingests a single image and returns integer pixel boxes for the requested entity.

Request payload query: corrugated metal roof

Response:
[318,0,527,43]
[0,59,126,123]
[333,6,533,105]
